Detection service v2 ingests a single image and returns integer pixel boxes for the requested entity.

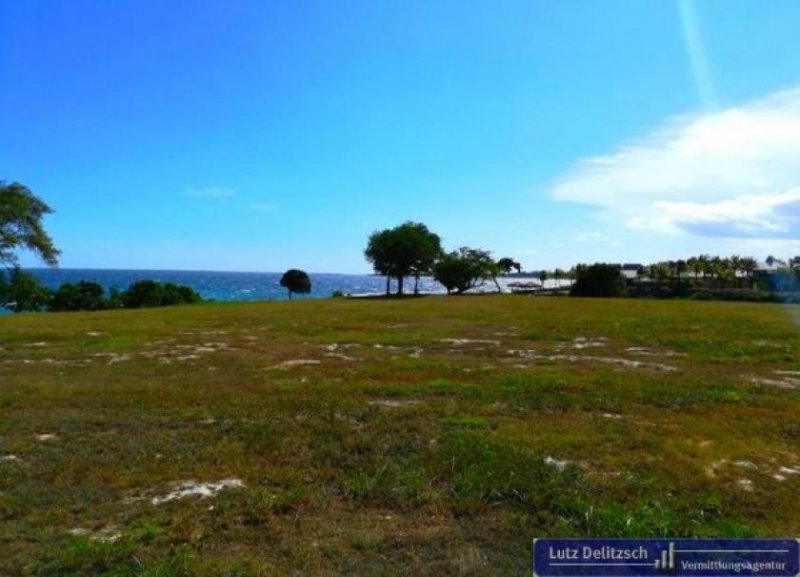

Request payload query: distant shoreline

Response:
[5,269,568,311]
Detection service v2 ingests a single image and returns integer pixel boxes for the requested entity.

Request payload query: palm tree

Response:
[709,256,722,288]
[729,255,743,289]
[660,263,673,284]
[687,256,700,285]
[553,268,564,288]
[675,259,687,283]
[721,259,736,289]
[699,254,713,286]
[740,257,757,289]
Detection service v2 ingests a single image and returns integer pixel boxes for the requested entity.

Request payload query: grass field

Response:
[1,295,799,576]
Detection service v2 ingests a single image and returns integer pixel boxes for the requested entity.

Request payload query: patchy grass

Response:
[1,296,799,575]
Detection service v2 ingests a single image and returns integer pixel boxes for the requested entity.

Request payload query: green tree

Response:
[1,181,60,267]
[697,254,711,283]
[538,269,548,289]
[364,228,395,295]
[740,256,758,289]
[280,269,312,299]
[364,222,442,296]
[121,280,162,308]
[432,247,495,294]
[648,262,672,284]
[496,257,521,274]
[0,267,52,312]
[709,256,729,288]
[50,281,107,311]
[675,259,687,283]
[486,259,504,292]
[569,263,625,297]
[789,256,800,275]
[553,268,565,288]
[730,255,747,289]
[160,283,202,306]
[120,280,201,308]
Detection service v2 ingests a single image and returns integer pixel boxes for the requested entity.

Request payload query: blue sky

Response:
[2,1,800,273]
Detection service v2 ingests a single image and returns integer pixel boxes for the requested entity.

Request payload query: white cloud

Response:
[551,87,800,241]
[183,187,235,198]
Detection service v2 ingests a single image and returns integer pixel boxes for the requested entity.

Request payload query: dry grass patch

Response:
[1,296,799,574]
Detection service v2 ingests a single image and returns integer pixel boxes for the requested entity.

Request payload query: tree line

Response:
[364,221,520,296]
[0,269,203,313]
[4,180,800,306]
[570,257,800,301]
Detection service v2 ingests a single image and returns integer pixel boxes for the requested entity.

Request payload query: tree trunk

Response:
[414,272,420,295]
[385,275,390,296]
[397,275,404,296]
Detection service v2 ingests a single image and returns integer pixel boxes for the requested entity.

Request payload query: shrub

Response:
[692,289,780,303]
[689,290,714,301]
[160,282,203,306]
[50,281,107,311]
[121,280,162,308]
[0,268,52,312]
[570,263,625,297]
[121,280,202,308]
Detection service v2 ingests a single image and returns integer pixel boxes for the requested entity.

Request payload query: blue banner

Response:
[533,539,799,577]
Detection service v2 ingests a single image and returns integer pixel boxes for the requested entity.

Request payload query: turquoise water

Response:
[22,269,447,302]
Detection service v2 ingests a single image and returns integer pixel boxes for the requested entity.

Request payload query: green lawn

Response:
[1,296,799,576]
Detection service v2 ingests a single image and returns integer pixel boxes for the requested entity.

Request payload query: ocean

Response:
[21,268,448,302]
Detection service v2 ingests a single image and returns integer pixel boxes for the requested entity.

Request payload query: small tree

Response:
[553,268,564,288]
[280,269,311,300]
[1,181,60,267]
[433,247,495,294]
[538,269,548,289]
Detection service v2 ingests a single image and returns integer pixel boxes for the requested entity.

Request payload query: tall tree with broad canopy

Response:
[433,247,496,294]
[1,181,60,267]
[364,222,442,296]
[496,257,521,274]
[280,269,312,299]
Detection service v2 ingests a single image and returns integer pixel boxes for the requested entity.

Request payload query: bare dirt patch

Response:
[747,372,800,390]
[367,399,421,409]
[507,350,678,372]
[273,359,321,369]
[150,479,245,505]
[440,338,501,347]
